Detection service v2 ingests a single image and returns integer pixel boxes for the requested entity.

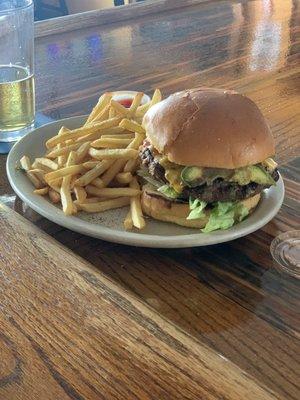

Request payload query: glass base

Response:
[0,123,34,154]
[270,231,300,278]
[0,122,35,142]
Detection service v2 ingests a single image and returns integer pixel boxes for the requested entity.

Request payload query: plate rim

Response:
[6,115,285,248]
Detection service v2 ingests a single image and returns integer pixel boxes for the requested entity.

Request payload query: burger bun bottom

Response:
[141,188,261,229]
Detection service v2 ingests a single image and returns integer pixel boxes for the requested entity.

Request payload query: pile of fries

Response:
[19,89,162,230]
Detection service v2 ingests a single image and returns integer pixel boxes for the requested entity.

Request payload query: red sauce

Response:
[118,98,133,108]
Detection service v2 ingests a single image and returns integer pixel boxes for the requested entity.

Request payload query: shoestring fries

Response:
[19,89,162,230]
[91,137,132,148]
[129,177,145,229]
[20,155,31,171]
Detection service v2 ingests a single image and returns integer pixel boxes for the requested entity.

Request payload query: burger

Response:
[139,88,279,232]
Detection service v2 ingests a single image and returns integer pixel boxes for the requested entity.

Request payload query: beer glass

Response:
[0,0,35,143]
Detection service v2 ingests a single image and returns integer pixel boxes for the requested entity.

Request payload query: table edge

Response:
[34,0,213,38]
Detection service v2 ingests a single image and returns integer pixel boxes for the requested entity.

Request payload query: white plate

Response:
[7,115,285,248]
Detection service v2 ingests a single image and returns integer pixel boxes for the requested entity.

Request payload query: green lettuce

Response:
[202,206,235,233]
[188,197,249,233]
[187,199,207,220]
[234,203,249,222]
[202,201,249,233]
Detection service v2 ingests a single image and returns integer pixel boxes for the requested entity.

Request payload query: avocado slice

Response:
[231,166,275,186]
[181,166,203,186]
[250,166,275,185]
[230,167,251,185]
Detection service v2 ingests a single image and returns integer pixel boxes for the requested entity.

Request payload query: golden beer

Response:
[0,65,35,132]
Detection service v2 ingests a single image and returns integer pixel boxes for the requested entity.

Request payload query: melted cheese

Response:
[155,156,277,192]
[159,156,183,193]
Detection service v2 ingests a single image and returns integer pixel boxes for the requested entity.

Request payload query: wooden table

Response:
[1,1,299,399]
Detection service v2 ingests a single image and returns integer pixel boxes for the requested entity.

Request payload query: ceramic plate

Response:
[7,116,285,248]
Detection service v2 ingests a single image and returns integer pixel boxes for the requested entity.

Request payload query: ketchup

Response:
[118,98,133,108]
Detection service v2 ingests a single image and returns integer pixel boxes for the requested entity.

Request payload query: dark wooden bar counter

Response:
[0,1,299,399]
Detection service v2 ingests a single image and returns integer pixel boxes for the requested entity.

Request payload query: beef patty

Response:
[140,145,279,203]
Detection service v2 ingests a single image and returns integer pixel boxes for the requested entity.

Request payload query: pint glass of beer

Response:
[0,0,35,143]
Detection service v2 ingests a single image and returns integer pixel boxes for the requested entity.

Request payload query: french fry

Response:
[58,126,70,136]
[48,177,63,186]
[45,165,84,182]
[123,158,138,173]
[109,106,116,118]
[101,133,134,140]
[75,126,125,144]
[74,186,87,203]
[46,142,81,159]
[99,132,142,185]
[48,183,61,195]
[136,89,162,117]
[128,133,145,149]
[57,126,70,167]
[65,151,77,166]
[46,117,122,148]
[76,141,90,163]
[70,174,79,189]
[91,138,132,149]
[119,119,145,135]
[101,159,126,186]
[130,177,145,229]
[75,131,102,144]
[26,171,43,189]
[47,178,63,193]
[34,187,49,195]
[89,148,138,160]
[75,197,104,205]
[110,99,130,117]
[79,197,130,213]
[28,169,45,183]
[102,127,127,135]
[91,103,110,123]
[57,147,66,168]
[35,158,58,171]
[49,188,61,203]
[136,102,150,117]
[60,151,77,215]
[129,92,143,115]
[91,177,105,188]
[123,210,133,230]
[85,92,112,125]
[74,159,113,187]
[31,160,52,172]
[150,88,162,106]
[86,185,140,198]
[122,134,143,173]
[116,172,133,184]
[20,155,31,171]
[83,161,99,170]
[32,164,51,173]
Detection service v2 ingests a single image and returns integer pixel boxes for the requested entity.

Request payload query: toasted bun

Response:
[141,188,261,229]
[143,88,275,169]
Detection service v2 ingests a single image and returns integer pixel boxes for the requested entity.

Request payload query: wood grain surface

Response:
[0,203,281,400]
[0,0,300,399]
